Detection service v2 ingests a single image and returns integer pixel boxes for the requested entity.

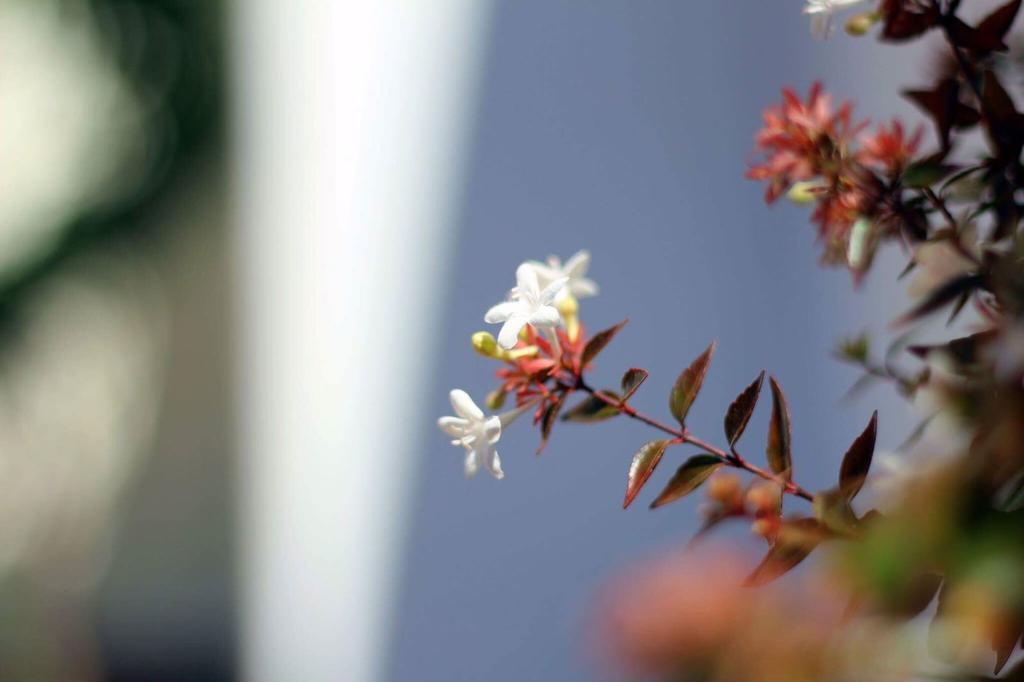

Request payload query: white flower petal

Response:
[809,12,832,37]
[569,277,599,298]
[484,415,501,445]
[464,449,481,478]
[450,389,484,421]
[515,262,541,300]
[437,416,468,437]
[485,301,522,324]
[497,314,529,349]
[486,448,504,479]
[528,305,561,329]
[526,262,560,289]
[538,277,568,306]
[563,250,590,278]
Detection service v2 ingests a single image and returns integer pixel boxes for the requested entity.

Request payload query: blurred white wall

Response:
[232,3,491,681]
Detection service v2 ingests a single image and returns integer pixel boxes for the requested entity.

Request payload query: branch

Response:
[579,381,816,502]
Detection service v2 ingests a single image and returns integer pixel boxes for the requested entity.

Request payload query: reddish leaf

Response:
[745,518,826,586]
[724,371,765,449]
[946,16,1007,52]
[976,0,1022,47]
[765,376,792,478]
[623,440,671,509]
[994,620,1021,674]
[981,70,1024,160]
[649,454,723,509]
[880,0,940,41]
[669,341,716,425]
[620,368,649,401]
[581,320,628,368]
[907,330,997,365]
[904,79,979,149]
[839,411,878,500]
[895,572,944,619]
[892,274,982,326]
[537,396,565,455]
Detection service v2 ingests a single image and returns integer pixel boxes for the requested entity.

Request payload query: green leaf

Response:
[745,518,826,586]
[839,411,878,500]
[561,392,621,423]
[581,320,628,368]
[765,376,792,478]
[620,368,649,401]
[999,471,1024,511]
[669,341,716,425]
[813,488,859,536]
[724,371,765,449]
[649,455,723,509]
[902,161,960,188]
[623,440,671,509]
[835,333,870,365]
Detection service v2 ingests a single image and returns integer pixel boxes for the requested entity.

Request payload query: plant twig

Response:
[579,381,815,502]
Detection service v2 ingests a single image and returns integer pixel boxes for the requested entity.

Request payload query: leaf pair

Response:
[723,372,793,479]
[623,445,725,510]
[746,410,877,586]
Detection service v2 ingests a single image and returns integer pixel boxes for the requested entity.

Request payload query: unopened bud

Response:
[507,345,540,360]
[557,295,578,319]
[746,481,782,514]
[486,388,507,410]
[557,296,580,342]
[707,473,742,506]
[751,517,779,538]
[786,180,824,205]
[472,331,498,356]
[845,12,879,36]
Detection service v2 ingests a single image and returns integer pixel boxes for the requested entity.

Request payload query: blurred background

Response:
[0,1,936,680]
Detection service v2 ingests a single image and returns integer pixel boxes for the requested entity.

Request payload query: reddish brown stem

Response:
[581,383,815,502]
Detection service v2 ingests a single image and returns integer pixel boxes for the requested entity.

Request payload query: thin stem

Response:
[932,0,984,104]
[580,381,815,502]
[922,187,982,267]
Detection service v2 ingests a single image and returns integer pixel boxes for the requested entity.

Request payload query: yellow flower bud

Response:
[786,180,824,205]
[557,295,580,342]
[507,345,540,360]
[486,388,507,410]
[845,12,879,36]
[557,295,578,319]
[472,331,500,358]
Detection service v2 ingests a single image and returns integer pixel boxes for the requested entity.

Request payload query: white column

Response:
[232,3,491,680]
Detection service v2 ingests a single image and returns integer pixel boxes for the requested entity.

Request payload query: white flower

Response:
[528,250,598,301]
[438,389,532,479]
[803,0,865,38]
[484,263,566,349]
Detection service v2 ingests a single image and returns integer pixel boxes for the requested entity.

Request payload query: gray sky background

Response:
[389,3,925,680]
